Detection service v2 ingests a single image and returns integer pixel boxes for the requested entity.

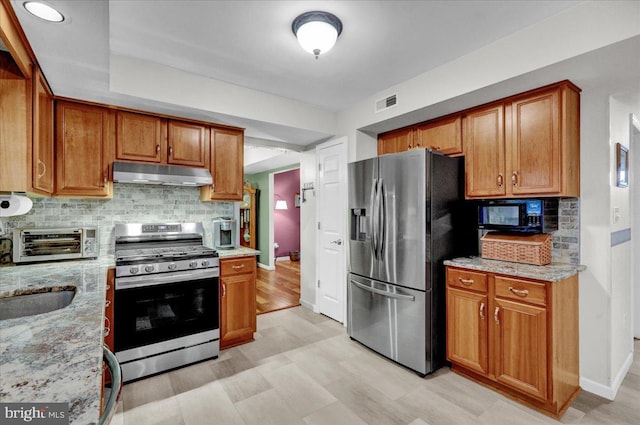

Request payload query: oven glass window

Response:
[115,277,218,352]
[484,206,519,226]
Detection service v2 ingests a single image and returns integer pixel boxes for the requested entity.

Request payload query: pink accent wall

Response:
[274,168,300,258]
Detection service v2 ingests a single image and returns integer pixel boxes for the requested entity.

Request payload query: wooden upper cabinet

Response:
[0,0,33,79]
[55,101,115,197]
[116,111,166,163]
[201,127,244,201]
[167,120,209,167]
[415,115,462,155]
[0,50,30,193]
[32,67,54,194]
[465,81,580,199]
[377,127,413,155]
[464,104,506,198]
[508,92,560,194]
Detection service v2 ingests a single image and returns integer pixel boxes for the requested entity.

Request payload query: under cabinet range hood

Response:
[112,162,213,187]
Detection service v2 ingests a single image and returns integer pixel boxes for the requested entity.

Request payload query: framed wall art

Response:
[616,142,629,188]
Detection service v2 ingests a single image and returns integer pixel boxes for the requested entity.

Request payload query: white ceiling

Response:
[8,0,594,172]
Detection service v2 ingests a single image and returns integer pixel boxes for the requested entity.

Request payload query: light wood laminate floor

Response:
[112,308,640,425]
[256,260,300,315]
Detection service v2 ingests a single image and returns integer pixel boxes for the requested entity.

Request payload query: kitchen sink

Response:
[0,289,76,320]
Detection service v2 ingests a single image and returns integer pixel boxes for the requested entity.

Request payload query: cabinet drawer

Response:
[221,256,256,276]
[447,268,488,293]
[495,276,546,306]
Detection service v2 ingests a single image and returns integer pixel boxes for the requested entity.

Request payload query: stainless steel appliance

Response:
[112,161,213,186]
[13,226,98,263]
[477,198,558,233]
[114,222,219,382]
[348,149,473,376]
[212,217,236,249]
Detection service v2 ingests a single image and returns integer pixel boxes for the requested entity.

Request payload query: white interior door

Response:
[316,137,347,323]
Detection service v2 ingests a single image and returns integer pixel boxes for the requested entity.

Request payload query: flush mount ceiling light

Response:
[23,1,64,23]
[292,11,342,59]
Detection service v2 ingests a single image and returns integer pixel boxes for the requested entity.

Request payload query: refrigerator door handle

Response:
[369,178,378,260]
[350,279,416,301]
[378,179,386,259]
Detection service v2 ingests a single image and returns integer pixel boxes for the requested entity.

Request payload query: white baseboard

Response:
[580,351,634,400]
[275,256,291,261]
[257,262,275,271]
[300,299,318,313]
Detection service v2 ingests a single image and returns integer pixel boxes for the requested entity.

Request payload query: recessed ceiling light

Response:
[23,1,64,23]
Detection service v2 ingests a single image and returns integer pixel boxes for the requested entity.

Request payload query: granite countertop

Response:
[444,257,586,282]
[217,246,260,259]
[0,257,113,425]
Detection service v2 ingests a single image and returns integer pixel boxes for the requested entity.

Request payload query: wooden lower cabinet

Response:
[446,266,579,418]
[220,256,256,349]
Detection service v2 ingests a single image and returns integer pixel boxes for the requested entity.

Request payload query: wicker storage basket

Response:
[480,232,552,265]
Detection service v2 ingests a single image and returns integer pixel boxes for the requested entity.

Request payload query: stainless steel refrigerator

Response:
[347,148,472,376]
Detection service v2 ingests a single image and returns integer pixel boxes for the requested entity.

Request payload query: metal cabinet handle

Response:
[480,302,485,320]
[99,345,122,425]
[169,146,173,157]
[497,173,503,188]
[232,264,245,270]
[222,282,227,297]
[156,144,160,154]
[511,171,518,186]
[494,307,500,324]
[508,287,529,297]
[330,239,342,245]
[105,300,111,308]
[37,159,46,179]
[458,277,474,286]
[103,166,109,186]
[103,317,111,337]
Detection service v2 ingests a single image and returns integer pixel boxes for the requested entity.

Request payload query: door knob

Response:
[330,239,342,245]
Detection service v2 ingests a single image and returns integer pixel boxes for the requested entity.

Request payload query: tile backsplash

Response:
[3,183,234,256]
[551,198,580,265]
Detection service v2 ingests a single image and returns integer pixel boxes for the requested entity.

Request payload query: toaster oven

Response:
[13,226,99,263]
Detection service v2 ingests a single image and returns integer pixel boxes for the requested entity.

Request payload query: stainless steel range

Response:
[114,223,219,382]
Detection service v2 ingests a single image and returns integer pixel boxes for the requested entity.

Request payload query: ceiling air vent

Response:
[375,94,397,113]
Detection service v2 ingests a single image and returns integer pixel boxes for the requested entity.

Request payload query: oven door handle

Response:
[115,268,219,290]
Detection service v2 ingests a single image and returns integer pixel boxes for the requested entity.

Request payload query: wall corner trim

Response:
[580,351,634,400]
[300,299,318,313]
[257,262,275,271]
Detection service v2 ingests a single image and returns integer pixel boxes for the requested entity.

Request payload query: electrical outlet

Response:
[613,207,620,223]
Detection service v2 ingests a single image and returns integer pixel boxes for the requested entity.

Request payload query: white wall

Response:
[299,150,318,311]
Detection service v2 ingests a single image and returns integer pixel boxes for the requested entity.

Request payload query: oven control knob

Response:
[189,260,198,269]
[168,263,178,271]
[129,266,139,274]
[201,260,209,267]
[145,265,155,273]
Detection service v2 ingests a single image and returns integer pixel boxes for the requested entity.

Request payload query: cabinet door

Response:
[415,115,462,155]
[116,111,166,163]
[508,90,561,195]
[55,101,114,197]
[167,120,209,167]
[464,105,505,198]
[203,128,244,201]
[378,127,413,155]
[220,258,256,349]
[493,298,548,401]
[32,68,54,194]
[446,286,489,375]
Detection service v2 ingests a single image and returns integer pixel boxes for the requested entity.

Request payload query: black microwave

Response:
[477,199,558,233]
